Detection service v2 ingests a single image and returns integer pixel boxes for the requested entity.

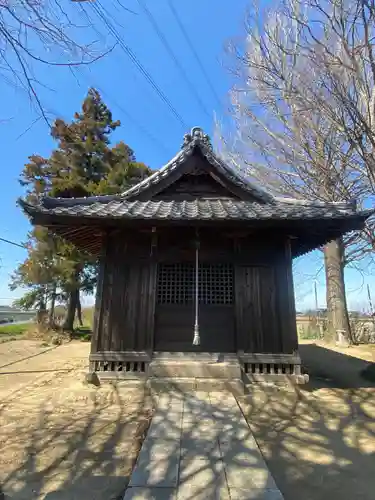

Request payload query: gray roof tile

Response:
[19,127,371,225]
[22,198,366,222]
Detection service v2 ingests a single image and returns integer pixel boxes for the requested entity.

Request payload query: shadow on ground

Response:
[2,342,375,500]
[239,343,375,500]
[1,383,153,500]
[0,341,153,500]
[300,343,375,389]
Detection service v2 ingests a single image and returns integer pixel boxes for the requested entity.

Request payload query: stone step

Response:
[243,372,309,385]
[147,377,244,395]
[149,360,242,379]
[153,352,239,362]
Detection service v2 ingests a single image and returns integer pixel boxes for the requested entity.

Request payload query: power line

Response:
[78,67,172,156]
[0,237,26,250]
[89,0,188,129]
[136,0,212,119]
[69,9,172,156]
[167,0,222,109]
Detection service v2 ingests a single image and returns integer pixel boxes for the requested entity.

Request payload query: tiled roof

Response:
[21,197,367,222]
[19,127,372,225]
[120,127,275,203]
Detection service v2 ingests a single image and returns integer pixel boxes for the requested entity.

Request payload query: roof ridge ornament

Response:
[182,126,212,150]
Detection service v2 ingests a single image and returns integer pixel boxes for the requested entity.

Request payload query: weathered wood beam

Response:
[238,353,301,364]
[89,351,151,362]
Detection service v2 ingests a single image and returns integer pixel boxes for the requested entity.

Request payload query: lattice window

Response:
[157,263,233,305]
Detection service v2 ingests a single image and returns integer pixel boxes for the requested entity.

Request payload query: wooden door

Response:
[235,266,281,353]
[154,263,235,352]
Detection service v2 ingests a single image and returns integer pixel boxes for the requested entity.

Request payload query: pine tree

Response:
[13,88,150,330]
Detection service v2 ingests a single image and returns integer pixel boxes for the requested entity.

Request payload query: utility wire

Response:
[136,0,212,119]
[89,0,188,129]
[71,9,172,156]
[167,0,222,109]
[0,237,26,249]
[80,67,172,156]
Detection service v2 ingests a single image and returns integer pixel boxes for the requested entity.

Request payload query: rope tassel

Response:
[193,324,200,346]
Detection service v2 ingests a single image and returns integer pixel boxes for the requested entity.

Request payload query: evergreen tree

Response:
[13,88,150,330]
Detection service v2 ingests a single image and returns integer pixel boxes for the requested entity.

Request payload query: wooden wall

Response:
[234,236,298,354]
[91,227,298,356]
[91,230,157,354]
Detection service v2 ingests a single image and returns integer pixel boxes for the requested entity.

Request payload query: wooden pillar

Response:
[145,261,157,354]
[234,264,246,353]
[283,237,298,352]
[90,232,108,361]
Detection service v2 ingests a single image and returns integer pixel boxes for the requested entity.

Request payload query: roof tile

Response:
[23,198,363,222]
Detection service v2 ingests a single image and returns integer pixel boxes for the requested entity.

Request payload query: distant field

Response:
[81,308,94,329]
[0,312,35,323]
[0,322,32,336]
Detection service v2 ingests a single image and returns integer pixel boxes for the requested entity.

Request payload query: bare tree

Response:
[0,0,113,122]
[216,0,375,343]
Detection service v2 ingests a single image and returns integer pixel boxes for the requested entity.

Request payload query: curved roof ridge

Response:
[275,196,356,210]
[120,141,194,199]
[121,126,275,203]
[40,194,121,208]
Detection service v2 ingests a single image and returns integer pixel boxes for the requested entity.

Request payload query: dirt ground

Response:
[1,339,375,500]
[0,341,152,500]
[240,340,375,500]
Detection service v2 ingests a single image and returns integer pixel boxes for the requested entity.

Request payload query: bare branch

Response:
[0,0,112,118]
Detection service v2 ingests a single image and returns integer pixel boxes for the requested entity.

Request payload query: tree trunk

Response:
[324,238,352,345]
[76,289,83,326]
[48,283,57,327]
[62,289,78,331]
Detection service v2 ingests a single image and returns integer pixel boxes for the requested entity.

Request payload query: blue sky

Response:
[0,0,374,311]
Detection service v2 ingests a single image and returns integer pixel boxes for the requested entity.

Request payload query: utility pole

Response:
[314,280,319,312]
[368,284,374,317]
[314,280,323,339]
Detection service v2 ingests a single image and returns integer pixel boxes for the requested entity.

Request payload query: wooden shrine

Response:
[21,127,372,386]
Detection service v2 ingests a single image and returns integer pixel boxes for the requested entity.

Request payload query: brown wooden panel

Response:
[283,238,298,352]
[110,262,156,352]
[96,231,156,352]
[235,266,281,353]
[154,305,235,352]
[153,173,239,200]
[270,239,299,353]
[98,243,114,351]
[134,262,157,351]
[91,235,108,354]
[235,235,284,266]
[155,227,235,264]
[145,261,157,351]
[259,267,280,352]
[234,265,245,352]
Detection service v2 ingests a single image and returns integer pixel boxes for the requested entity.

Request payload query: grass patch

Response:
[72,326,92,342]
[0,322,32,336]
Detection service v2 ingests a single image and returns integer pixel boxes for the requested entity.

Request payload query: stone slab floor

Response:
[124,391,283,500]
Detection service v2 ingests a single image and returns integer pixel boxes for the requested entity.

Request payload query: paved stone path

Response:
[124,391,284,500]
